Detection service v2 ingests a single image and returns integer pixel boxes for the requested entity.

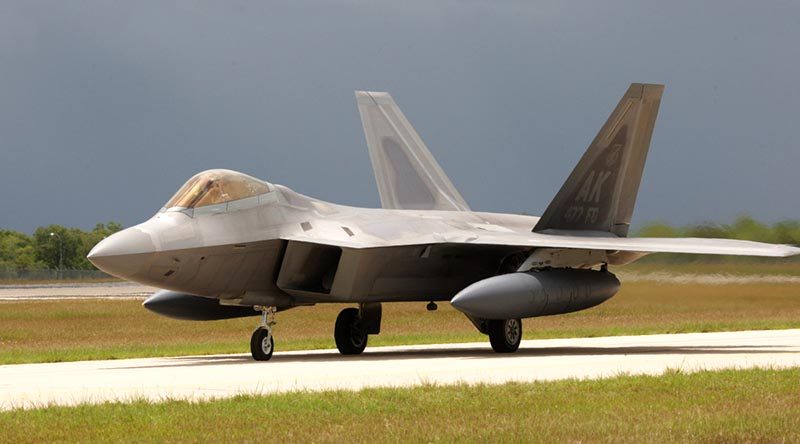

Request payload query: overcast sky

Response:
[1,1,798,232]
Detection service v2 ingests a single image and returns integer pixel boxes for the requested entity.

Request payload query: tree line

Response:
[0,222,123,270]
[1,216,799,271]
[635,216,800,245]
[634,216,800,262]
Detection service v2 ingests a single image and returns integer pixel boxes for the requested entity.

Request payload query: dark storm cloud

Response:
[1,1,798,231]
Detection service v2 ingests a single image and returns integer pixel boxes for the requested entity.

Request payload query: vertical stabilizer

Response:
[534,83,664,236]
[355,91,470,211]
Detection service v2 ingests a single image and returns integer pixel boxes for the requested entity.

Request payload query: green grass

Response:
[2,367,799,442]
[2,278,800,364]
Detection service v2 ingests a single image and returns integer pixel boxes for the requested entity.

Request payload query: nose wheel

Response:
[250,327,274,361]
[250,307,276,361]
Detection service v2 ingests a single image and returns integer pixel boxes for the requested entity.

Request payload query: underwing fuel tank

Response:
[143,290,259,321]
[450,269,620,320]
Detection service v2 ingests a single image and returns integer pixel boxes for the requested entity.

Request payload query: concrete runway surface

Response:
[2,329,799,410]
[0,282,155,300]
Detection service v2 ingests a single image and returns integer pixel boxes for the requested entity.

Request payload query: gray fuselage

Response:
[89,184,538,309]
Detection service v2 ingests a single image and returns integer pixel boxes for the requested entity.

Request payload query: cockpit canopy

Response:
[164,169,273,212]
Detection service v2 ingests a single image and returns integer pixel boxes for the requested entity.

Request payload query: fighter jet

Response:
[88,83,800,361]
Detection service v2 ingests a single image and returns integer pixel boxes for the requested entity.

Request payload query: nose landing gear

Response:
[250,306,276,361]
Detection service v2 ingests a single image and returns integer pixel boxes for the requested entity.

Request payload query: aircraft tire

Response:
[250,327,274,361]
[488,318,522,353]
[334,308,368,355]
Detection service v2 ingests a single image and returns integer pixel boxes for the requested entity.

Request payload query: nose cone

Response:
[87,228,156,279]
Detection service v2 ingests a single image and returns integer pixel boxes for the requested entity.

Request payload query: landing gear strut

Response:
[334,303,382,355]
[250,306,276,361]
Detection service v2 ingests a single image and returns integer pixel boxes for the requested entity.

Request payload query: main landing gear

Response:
[465,315,523,354]
[334,308,367,355]
[334,302,382,356]
[250,306,276,361]
[487,318,522,353]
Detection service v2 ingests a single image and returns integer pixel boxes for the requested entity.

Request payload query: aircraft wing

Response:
[281,225,800,257]
[472,231,800,257]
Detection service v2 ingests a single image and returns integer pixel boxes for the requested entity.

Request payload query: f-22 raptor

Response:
[88,84,800,360]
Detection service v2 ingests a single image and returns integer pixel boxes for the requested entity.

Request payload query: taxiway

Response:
[1,329,799,410]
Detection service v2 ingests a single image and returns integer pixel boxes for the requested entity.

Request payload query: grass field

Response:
[1,274,799,364]
[1,367,798,442]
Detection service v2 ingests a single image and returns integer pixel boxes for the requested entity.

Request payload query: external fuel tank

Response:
[450,269,620,320]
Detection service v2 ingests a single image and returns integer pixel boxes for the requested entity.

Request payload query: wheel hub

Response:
[261,335,273,355]
[505,320,521,344]
[350,325,366,347]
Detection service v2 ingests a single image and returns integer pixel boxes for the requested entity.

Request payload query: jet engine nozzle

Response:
[451,269,620,320]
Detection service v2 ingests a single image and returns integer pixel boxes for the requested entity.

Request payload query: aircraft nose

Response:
[87,228,156,279]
